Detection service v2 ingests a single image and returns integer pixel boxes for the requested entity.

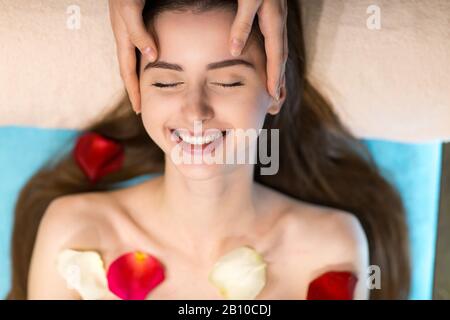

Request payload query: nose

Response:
[181,87,214,124]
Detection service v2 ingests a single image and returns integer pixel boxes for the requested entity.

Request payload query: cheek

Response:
[215,89,271,130]
[139,94,173,149]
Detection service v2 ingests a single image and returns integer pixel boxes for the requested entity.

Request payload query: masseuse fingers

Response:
[116,0,157,62]
[117,37,141,113]
[109,0,146,112]
[281,10,288,90]
[230,0,263,57]
[257,0,288,100]
[109,0,155,112]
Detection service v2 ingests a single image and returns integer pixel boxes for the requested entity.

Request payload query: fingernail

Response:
[231,38,244,57]
[143,46,156,62]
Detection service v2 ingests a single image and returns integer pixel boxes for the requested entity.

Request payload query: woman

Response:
[7,0,410,299]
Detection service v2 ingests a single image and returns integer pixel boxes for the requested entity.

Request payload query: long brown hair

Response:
[7,0,410,299]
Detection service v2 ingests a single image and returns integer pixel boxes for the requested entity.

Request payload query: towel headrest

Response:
[1,0,449,142]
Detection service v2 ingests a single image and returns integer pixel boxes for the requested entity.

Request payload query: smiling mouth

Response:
[170,129,229,154]
[169,128,228,146]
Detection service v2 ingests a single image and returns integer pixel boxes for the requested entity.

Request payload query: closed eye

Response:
[211,81,244,88]
[151,81,244,88]
[152,82,184,88]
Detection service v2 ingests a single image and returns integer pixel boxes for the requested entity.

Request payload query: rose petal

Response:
[208,246,267,300]
[73,132,124,184]
[107,251,165,300]
[56,249,109,300]
[306,271,358,300]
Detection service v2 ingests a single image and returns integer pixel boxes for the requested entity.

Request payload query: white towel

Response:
[0,0,449,142]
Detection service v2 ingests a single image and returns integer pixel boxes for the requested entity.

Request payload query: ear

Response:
[267,74,287,115]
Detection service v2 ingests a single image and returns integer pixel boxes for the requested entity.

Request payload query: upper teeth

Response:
[175,130,223,145]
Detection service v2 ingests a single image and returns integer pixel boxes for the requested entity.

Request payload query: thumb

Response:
[119,1,157,62]
[229,0,261,56]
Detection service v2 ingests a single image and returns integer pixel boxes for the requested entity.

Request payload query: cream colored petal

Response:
[57,249,109,300]
[208,246,267,300]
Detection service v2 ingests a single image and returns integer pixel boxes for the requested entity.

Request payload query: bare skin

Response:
[28,177,368,299]
[27,8,369,300]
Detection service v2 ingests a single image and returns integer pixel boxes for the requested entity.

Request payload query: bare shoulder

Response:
[278,200,370,299]
[41,191,122,239]
[28,190,128,299]
[39,177,161,246]
[33,190,126,263]
[282,201,369,265]
[256,184,368,259]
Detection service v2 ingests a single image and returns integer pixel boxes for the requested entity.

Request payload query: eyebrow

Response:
[143,59,255,72]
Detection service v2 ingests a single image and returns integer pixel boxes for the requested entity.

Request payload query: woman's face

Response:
[139,8,284,179]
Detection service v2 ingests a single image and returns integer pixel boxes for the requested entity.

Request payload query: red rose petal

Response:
[73,132,124,184]
[306,271,358,300]
[107,252,165,300]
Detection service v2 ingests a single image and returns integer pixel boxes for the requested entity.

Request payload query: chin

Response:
[174,161,233,181]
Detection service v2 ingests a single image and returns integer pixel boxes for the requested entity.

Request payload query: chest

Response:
[89,201,318,300]
[98,232,313,300]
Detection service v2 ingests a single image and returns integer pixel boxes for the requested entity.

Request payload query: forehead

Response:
[148,9,265,71]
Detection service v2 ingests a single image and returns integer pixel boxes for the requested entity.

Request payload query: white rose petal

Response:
[208,246,267,300]
[56,249,109,300]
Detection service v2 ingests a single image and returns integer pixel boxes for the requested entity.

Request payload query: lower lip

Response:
[169,129,228,157]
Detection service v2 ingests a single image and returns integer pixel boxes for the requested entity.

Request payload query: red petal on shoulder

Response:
[306,271,358,300]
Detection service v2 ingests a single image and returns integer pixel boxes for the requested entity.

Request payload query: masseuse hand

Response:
[109,0,288,112]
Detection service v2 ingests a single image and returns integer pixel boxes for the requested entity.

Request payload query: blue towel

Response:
[362,140,441,299]
[0,126,442,299]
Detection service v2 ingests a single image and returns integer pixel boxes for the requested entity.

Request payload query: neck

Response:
[155,157,260,260]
